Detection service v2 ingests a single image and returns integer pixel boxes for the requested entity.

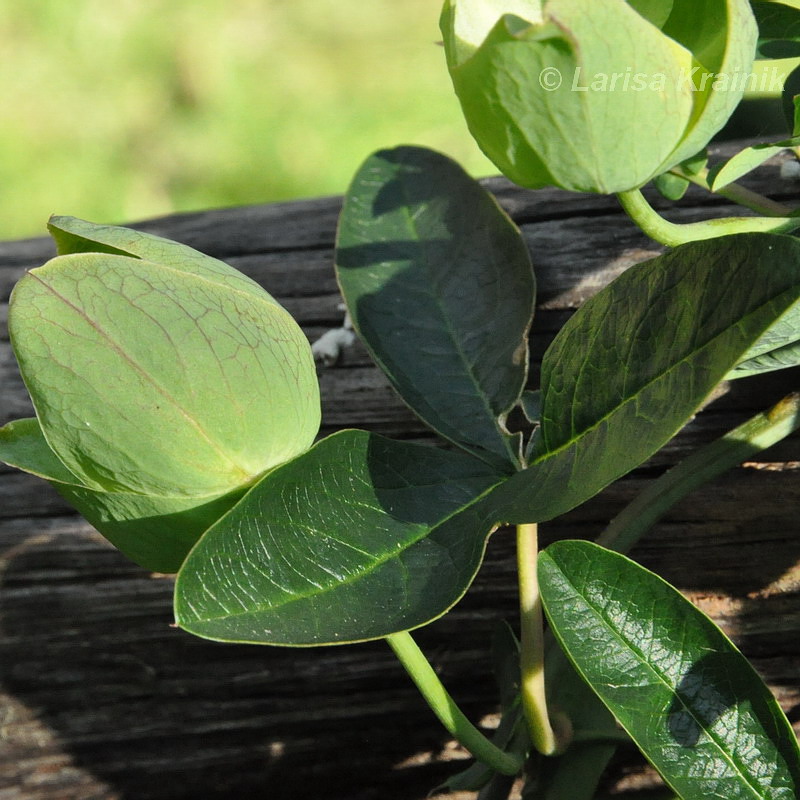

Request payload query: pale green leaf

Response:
[9,252,319,496]
[0,417,243,572]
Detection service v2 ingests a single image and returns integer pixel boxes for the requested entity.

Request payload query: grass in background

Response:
[0,0,493,239]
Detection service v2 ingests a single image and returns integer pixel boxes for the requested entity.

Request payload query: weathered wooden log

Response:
[1,140,799,799]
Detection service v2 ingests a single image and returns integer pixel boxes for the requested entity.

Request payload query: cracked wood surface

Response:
[1,140,799,799]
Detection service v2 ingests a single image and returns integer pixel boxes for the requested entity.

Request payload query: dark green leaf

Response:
[488,234,800,523]
[781,65,800,133]
[492,621,521,710]
[540,540,800,800]
[335,146,534,469]
[519,391,542,425]
[753,1,800,57]
[476,772,517,800]
[174,430,504,645]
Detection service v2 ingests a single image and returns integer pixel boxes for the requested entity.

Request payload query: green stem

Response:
[597,392,800,555]
[385,630,523,775]
[517,522,563,756]
[670,165,795,218]
[617,188,800,247]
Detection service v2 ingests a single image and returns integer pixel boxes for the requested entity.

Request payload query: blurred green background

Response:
[2,2,796,242]
[0,0,493,240]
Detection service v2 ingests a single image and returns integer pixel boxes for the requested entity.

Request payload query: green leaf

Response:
[0,417,83,485]
[729,297,800,377]
[9,251,319,496]
[539,540,800,800]
[708,136,800,190]
[781,65,800,133]
[0,417,244,572]
[174,430,504,645]
[488,233,800,523]
[442,0,755,193]
[336,146,534,469]
[628,0,675,28]
[47,215,282,306]
[753,0,800,57]
[519,390,542,425]
[654,171,690,201]
[658,0,759,169]
[444,0,699,193]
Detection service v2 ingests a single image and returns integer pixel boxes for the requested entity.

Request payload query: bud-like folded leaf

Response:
[0,217,320,572]
[441,0,758,193]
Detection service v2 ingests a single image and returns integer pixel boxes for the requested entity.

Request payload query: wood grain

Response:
[1,140,799,799]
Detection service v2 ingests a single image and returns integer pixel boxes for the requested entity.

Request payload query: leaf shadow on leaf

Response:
[337,242,524,470]
[370,152,453,215]
[336,239,449,270]
[666,651,740,748]
[53,482,247,574]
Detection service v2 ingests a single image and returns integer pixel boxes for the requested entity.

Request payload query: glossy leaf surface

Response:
[489,233,800,523]
[540,540,800,800]
[336,146,533,468]
[175,430,504,645]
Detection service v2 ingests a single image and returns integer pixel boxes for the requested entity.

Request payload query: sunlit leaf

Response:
[488,233,800,523]
[175,430,505,645]
[540,540,800,800]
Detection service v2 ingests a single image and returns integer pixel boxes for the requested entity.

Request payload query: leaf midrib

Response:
[181,479,501,626]
[27,267,258,487]
[536,286,800,465]
[395,173,520,464]
[554,568,770,800]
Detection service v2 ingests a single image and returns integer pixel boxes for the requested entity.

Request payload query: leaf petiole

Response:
[669,164,796,218]
[617,188,800,247]
[385,630,523,776]
[517,522,568,756]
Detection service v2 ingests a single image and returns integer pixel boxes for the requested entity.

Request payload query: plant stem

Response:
[597,392,800,555]
[617,188,800,247]
[385,630,523,775]
[517,522,562,756]
[670,165,795,217]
